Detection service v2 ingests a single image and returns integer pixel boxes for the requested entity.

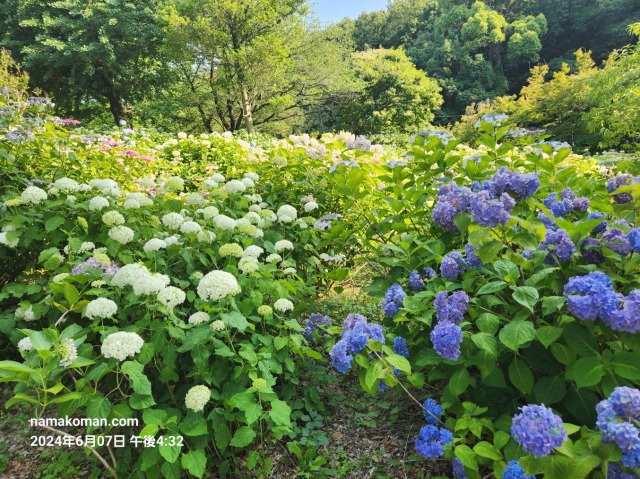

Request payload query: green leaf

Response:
[180,412,208,437]
[572,356,605,389]
[365,361,384,390]
[477,241,503,263]
[476,313,500,334]
[563,323,599,357]
[221,311,248,332]
[471,332,497,357]
[550,343,576,365]
[610,352,640,380]
[494,259,519,281]
[0,360,35,373]
[537,326,563,348]
[477,281,507,295]
[386,354,411,374]
[121,361,152,396]
[158,435,182,463]
[542,296,566,315]
[473,441,502,461]
[512,286,539,312]
[230,426,256,448]
[181,450,207,478]
[45,216,65,232]
[521,450,600,479]
[268,400,292,428]
[449,368,471,396]
[213,421,231,451]
[86,396,111,419]
[525,268,557,287]
[499,321,536,352]
[509,357,534,394]
[534,376,567,405]
[455,444,478,471]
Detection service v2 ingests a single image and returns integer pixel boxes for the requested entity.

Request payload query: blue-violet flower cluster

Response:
[511,404,567,457]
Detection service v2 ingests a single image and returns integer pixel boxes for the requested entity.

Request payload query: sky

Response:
[311,0,389,24]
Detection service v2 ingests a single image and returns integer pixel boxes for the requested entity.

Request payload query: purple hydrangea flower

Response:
[422,398,443,425]
[393,336,409,358]
[563,272,618,321]
[302,313,332,342]
[607,174,639,204]
[544,191,574,217]
[329,314,386,374]
[609,387,640,420]
[329,340,352,373]
[572,197,590,212]
[434,291,470,324]
[503,460,534,479]
[511,404,567,457]
[470,191,514,227]
[408,270,424,291]
[440,252,466,281]
[452,458,468,479]
[580,237,605,264]
[489,168,540,199]
[538,212,558,231]
[608,462,637,479]
[430,321,462,361]
[432,184,475,232]
[414,425,453,459]
[465,243,483,269]
[423,267,436,279]
[314,213,342,230]
[629,228,640,252]
[601,228,632,255]
[523,249,534,259]
[540,228,575,263]
[382,284,406,317]
[603,290,640,333]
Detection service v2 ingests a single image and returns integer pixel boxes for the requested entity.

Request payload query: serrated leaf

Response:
[269,400,291,428]
[509,357,534,394]
[534,376,567,404]
[499,321,536,351]
[230,426,256,448]
[512,286,539,312]
[181,449,207,478]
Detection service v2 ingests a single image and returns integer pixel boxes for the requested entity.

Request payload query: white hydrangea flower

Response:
[0,226,19,248]
[164,176,184,192]
[202,206,219,220]
[136,178,155,188]
[219,243,244,258]
[123,199,141,210]
[243,212,262,225]
[79,242,95,253]
[282,267,297,275]
[143,238,166,252]
[248,205,262,213]
[186,193,204,206]
[91,280,106,288]
[244,172,259,182]
[18,337,32,351]
[241,178,255,188]
[213,215,236,230]
[273,156,288,168]
[225,180,247,194]
[197,230,216,243]
[274,298,294,312]
[162,212,184,230]
[304,201,318,212]
[180,221,202,234]
[52,273,69,283]
[101,331,144,361]
[277,205,298,222]
[108,226,134,244]
[202,179,218,190]
[188,312,210,325]
[296,219,308,229]
[157,286,186,309]
[89,179,120,195]
[112,263,148,287]
[20,186,48,205]
[126,193,153,207]
[85,298,118,319]
[89,196,109,211]
[243,245,264,258]
[15,305,36,321]
[67,195,77,203]
[132,273,170,295]
[274,240,294,252]
[185,385,211,412]
[211,173,225,183]
[259,209,277,222]
[178,132,187,139]
[59,339,78,367]
[164,235,180,247]
[210,319,225,331]
[238,256,259,274]
[102,210,125,226]
[53,177,80,193]
[197,270,241,301]
[245,194,262,203]
[265,253,282,263]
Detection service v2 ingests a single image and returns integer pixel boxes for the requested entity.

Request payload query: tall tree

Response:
[0,0,166,124]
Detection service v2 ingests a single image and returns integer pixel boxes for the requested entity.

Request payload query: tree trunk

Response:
[106,88,126,126]
[239,83,254,133]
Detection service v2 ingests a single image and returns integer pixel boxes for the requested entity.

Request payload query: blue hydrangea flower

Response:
[572,197,590,212]
[430,321,463,361]
[408,270,424,291]
[607,174,639,204]
[422,398,443,425]
[329,340,352,374]
[511,404,567,457]
[382,284,406,317]
[465,243,483,269]
[609,387,640,420]
[538,212,558,231]
[522,249,533,259]
[393,336,409,358]
[597,390,640,470]
[470,191,514,227]
[603,290,640,333]
[629,228,640,252]
[343,313,368,331]
[343,326,369,353]
[564,272,618,322]
[432,184,475,232]
[452,458,468,479]
[434,290,470,324]
[489,168,540,199]
[544,191,574,217]
[365,322,385,344]
[580,237,605,264]
[502,460,534,479]
[423,267,436,279]
[608,462,637,479]
[601,228,632,255]
[588,212,608,234]
[414,425,453,459]
[540,228,575,263]
[302,313,332,342]
[314,213,343,230]
[441,252,466,281]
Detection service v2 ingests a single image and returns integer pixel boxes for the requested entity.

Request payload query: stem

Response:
[37,424,118,479]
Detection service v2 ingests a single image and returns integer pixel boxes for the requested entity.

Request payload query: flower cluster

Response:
[607,174,639,204]
[197,270,240,301]
[596,387,640,469]
[112,263,170,295]
[58,339,78,367]
[71,256,120,278]
[511,404,567,457]
[302,313,332,342]
[382,284,405,317]
[434,291,470,324]
[414,424,453,459]
[543,188,589,217]
[85,298,118,319]
[502,461,534,479]
[185,385,211,413]
[329,314,384,374]
[564,272,640,333]
[157,286,186,309]
[539,228,575,263]
[101,331,144,361]
[314,213,342,230]
[422,398,443,425]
